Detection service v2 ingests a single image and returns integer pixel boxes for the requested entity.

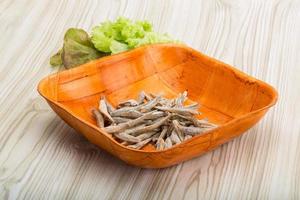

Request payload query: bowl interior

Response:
[39,44,277,151]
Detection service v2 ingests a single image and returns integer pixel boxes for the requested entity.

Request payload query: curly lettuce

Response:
[91,17,176,54]
[50,17,177,68]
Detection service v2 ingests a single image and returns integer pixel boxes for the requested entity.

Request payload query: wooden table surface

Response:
[1,0,299,199]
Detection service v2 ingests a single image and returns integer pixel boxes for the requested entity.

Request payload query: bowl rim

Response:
[38,43,278,153]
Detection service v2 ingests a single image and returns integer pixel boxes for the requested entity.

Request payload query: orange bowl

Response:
[38,44,277,168]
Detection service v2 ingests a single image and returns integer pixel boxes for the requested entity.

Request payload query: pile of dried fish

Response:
[92,91,217,150]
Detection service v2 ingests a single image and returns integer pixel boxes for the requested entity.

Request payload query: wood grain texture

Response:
[0,0,299,199]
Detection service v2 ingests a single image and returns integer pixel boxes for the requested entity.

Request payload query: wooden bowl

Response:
[38,44,277,168]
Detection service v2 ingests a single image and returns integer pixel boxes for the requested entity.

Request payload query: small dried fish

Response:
[117,99,139,108]
[127,114,171,136]
[111,109,143,118]
[139,95,161,112]
[184,135,192,141]
[137,91,146,104]
[137,131,157,140]
[99,97,114,123]
[156,138,165,150]
[121,141,130,146]
[105,99,116,114]
[112,117,131,124]
[152,133,160,142]
[174,114,216,128]
[158,126,168,140]
[93,90,217,150]
[105,111,157,133]
[115,132,141,143]
[127,138,152,149]
[155,106,200,116]
[174,91,187,107]
[193,118,217,128]
[177,124,213,136]
[172,120,184,141]
[164,137,173,149]
[170,130,181,144]
[92,109,104,128]
[144,92,153,101]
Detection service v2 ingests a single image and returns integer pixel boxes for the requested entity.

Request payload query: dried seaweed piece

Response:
[127,138,152,149]
[92,109,104,128]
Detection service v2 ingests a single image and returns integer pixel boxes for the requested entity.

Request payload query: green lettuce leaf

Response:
[91,17,177,54]
[50,17,178,69]
[50,28,105,68]
[50,49,63,66]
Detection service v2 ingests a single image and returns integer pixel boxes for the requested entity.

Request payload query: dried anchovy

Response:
[164,137,173,149]
[139,95,161,112]
[105,98,116,114]
[152,132,160,142]
[126,114,171,136]
[156,138,165,150]
[117,99,139,108]
[170,130,181,144]
[143,91,153,101]
[137,91,146,104]
[127,138,152,149]
[158,126,168,140]
[111,109,143,118]
[112,117,131,124]
[172,120,184,141]
[174,114,216,128]
[99,98,114,123]
[115,132,141,143]
[155,106,200,116]
[92,109,104,128]
[92,90,217,150]
[137,131,157,140]
[104,111,159,133]
[174,91,187,107]
[184,135,192,141]
[176,124,214,136]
